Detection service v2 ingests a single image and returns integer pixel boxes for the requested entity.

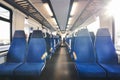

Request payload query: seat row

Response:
[0,30,59,76]
[66,28,120,79]
[28,31,61,57]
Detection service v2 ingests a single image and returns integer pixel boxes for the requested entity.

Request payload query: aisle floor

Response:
[39,44,79,80]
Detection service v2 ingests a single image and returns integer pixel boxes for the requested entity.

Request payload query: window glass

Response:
[0,6,10,19]
[114,15,120,51]
[0,20,10,46]
[0,5,12,52]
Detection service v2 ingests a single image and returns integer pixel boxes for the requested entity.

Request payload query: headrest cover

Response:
[14,30,26,38]
[31,30,43,38]
[77,29,89,36]
[97,28,110,36]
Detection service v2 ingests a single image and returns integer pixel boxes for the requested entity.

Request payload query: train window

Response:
[0,20,10,45]
[0,4,12,52]
[87,16,100,35]
[0,6,10,19]
[106,0,120,51]
[107,0,120,51]
[114,14,120,51]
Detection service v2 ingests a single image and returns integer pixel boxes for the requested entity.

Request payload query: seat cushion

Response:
[76,63,106,78]
[0,62,22,76]
[101,64,120,77]
[15,62,45,76]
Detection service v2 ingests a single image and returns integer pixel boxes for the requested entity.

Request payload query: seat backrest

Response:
[65,38,69,44]
[68,38,72,48]
[27,30,46,63]
[7,30,26,62]
[45,33,51,54]
[74,29,95,63]
[50,35,55,53]
[95,28,118,64]
[89,32,95,44]
[71,37,75,53]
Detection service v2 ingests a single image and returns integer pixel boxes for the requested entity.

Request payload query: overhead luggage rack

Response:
[4,0,55,31]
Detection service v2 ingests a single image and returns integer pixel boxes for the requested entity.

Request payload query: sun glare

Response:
[106,0,120,17]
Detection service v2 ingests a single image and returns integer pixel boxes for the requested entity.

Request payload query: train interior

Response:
[0,0,120,80]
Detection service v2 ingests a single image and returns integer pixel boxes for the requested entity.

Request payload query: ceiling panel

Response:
[12,0,111,32]
[50,0,70,30]
[67,0,89,30]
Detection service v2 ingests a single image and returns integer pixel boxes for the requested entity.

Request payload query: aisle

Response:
[39,44,79,80]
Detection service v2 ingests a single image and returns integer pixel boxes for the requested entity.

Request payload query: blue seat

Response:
[95,28,120,78]
[45,33,51,56]
[89,32,95,44]
[76,63,106,78]
[70,37,75,59]
[15,30,46,76]
[14,63,44,76]
[50,35,55,54]
[55,36,60,49]
[74,29,106,78]
[65,37,72,53]
[0,31,26,76]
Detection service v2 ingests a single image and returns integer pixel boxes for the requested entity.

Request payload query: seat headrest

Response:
[97,28,110,36]
[77,29,89,37]
[31,30,43,38]
[14,30,26,38]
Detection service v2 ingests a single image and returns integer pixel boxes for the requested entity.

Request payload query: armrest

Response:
[73,51,77,60]
[41,52,48,61]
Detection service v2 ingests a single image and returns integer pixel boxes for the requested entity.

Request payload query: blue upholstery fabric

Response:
[0,63,22,76]
[74,29,106,78]
[50,35,55,53]
[45,33,51,55]
[31,30,43,38]
[101,64,120,77]
[0,30,26,76]
[71,37,75,53]
[95,28,118,64]
[76,63,106,78]
[27,30,46,62]
[15,30,46,76]
[74,29,95,63]
[7,31,26,62]
[70,37,75,58]
[65,38,72,52]
[27,38,46,62]
[15,63,44,76]
[95,28,120,78]
[55,37,60,48]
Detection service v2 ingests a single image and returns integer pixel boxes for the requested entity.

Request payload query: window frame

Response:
[0,3,12,51]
